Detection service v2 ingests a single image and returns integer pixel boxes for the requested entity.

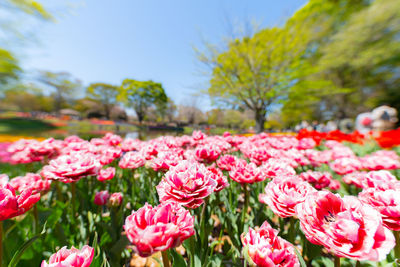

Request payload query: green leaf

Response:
[170,249,187,267]
[294,246,307,267]
[194,254,202,267]
[8,222,47,267]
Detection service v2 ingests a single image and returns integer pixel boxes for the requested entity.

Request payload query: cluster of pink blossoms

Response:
[1,130,400,265]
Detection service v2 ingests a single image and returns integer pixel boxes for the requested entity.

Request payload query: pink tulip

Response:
[329,157,362,175]
[118,151,145,169]
[97,167,115,182]
[102,132,122,146]
[41,152,101,183]
[0,174,9,186]
[241,221,300,267]
[342,171,368,188]
[41,245,94,267]
[207,164,229,192]
[297,138,316,150]
[361,170,399,190]
[0,184,40,221]
[360,155,400,171]
[194,144,221,162]
[359,185,400,231]
[149,152,182,172]
[109,192,123,207]
[298,171,333,190]
[217,154,240,171]
[120,138,143,152]
[261,159,296,179]
[229,160,267,184]
[94,190,110,206]
[156,160,217,209]
[124,202,194,257]
[9,173,51,194]
[259,176,315,218]
[296,191,395,261]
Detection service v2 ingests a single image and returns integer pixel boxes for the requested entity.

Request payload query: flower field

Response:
[1,130,400,266]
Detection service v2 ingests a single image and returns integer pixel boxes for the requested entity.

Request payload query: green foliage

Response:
[201,25,308,132]
[282,0,400,125]
[0,118,56,134]
[0,49,20,84]
[86,83,120,119]
[118,79,167,123]
[38,71,82,112]
[7,0,53,20]
[203,0,400,129]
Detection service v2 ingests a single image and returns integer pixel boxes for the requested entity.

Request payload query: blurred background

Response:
[0,0,399,139]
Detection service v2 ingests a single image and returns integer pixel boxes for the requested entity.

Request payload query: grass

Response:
[0,118,56,134]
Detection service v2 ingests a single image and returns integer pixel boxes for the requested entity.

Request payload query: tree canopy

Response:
[87,83,120,119]
[118,79,167,123]
[203,0,400,131]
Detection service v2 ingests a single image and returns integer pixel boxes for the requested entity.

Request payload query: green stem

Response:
[334,256,341,267]
[200,199,207,245]
[32,205,38,233]
[71,182,76,217]
[394,231,400,260]
[189,235,195,267]
[355,260,361,267]
[0,221,3,267]
[240,184,249,234]
[161,250,170,267]
[289,216,296,244]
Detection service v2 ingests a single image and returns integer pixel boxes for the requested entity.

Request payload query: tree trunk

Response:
[254,109,266,133]
[104,105,110,120]
[137,113,144,124]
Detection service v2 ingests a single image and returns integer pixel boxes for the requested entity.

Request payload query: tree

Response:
[176,96,204,125]
[164,98,177,123]
[0,48,20,84]
[199,25,308,133]
[86,83,120,119]
[316,0,400,116]
[280,0,373,124]
[0,0,53,86]
[38,71,82,112]
[118,79,167,124]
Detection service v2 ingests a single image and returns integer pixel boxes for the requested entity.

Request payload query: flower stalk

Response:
[334,256,340,267]
[241,184,249,234]
[394,231,400,260]
[0,221,3,267]
[161,250,170,267]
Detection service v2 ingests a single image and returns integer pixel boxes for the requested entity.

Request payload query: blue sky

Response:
[23,0,307,110]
